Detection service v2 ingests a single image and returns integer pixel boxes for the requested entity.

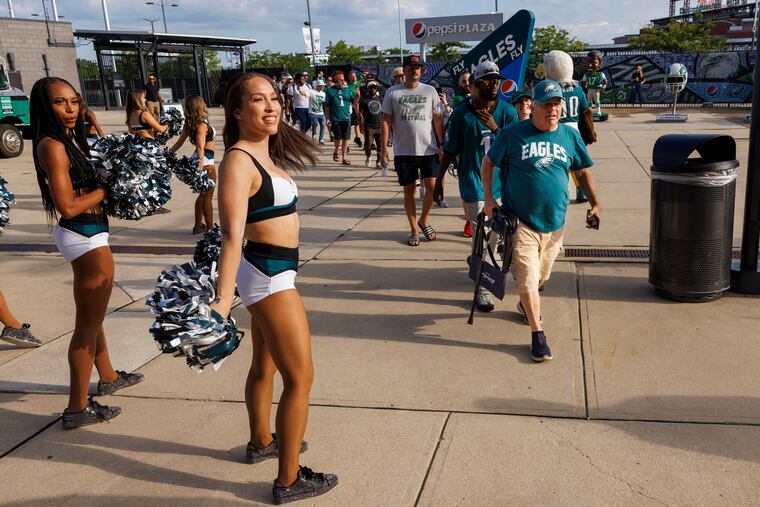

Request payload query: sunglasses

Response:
[478,78,501,87]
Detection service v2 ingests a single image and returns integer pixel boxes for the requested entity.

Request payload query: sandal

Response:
[342,159,352,166]
[407,234,420,246]
[333,150,339,162]
[417,220,437,241]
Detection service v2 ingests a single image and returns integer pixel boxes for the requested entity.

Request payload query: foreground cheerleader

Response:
[31,77,143,429]
[212,73,338,504]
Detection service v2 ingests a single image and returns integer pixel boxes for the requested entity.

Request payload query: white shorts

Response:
[191,151,215,167]
[55,225,109,262]
[236,242,298,306]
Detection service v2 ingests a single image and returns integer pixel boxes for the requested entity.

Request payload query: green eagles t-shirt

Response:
[487,120,593,233]
[444,100,518,203]
[559,85,589,124]
[325,86,355,122]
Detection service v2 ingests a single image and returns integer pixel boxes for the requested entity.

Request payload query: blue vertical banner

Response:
[432,9,535,101]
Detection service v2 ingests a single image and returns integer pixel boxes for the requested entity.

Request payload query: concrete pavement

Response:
[0,108,758,505]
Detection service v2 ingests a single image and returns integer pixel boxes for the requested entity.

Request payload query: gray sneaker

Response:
[246,433,308,464]
[1,323,42,348]
[476,290,494,312]
[62,397,121,429]
[95,370,144,396]
[273,466,338,504]
[516,301,542,325]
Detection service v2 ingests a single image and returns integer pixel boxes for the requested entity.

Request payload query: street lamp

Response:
[304,0,316,68]
[143,17,160,33]
[145,0,179,33]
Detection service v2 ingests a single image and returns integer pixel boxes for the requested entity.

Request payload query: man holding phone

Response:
[481,80,601,362]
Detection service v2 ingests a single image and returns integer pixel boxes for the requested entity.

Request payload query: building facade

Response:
[0,17,79,93]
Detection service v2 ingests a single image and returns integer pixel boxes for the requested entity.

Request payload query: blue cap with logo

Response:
[532,80,564,103]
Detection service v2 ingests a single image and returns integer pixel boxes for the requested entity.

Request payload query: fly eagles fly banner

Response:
[432,9,534,102]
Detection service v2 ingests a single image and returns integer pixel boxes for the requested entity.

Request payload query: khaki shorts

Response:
[511,222,564,293]
[146,100,161,121]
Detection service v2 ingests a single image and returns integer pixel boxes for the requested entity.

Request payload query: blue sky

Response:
[6,0,670,60]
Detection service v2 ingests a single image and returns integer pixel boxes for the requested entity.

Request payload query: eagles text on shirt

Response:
[521,141,569,167]
[399,95,429,121]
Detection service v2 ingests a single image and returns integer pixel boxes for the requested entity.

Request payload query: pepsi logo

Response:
[500,79,516,95]
[411,22,427,40]
[706,84,718,96]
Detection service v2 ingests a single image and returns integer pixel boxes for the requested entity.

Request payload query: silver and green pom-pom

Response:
[154,108,184,145]
[0,175,15,236]
[193,225,223,273]
[89,134,173,220]
[146,261,243,371]
[166,150,215,194]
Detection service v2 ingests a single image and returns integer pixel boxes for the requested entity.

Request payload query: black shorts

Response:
[331,120,351,141]
[394,155,439,186]
[350,111,359,126]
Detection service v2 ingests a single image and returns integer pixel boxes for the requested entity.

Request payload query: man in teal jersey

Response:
[481,80,601,362]
[434,61,518,312]
[325,71,357,165]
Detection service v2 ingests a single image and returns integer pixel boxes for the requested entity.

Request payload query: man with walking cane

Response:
[480,80,602,362]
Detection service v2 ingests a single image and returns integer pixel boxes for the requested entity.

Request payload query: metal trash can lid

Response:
[651,134,737,173]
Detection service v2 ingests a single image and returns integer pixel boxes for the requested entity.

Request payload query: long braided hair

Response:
[30,77,94,222]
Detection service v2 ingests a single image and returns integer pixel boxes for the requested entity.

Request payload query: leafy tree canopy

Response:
[629,14,727,52]
[530,25,586,61]
[428,42,469,62]
[327,40,364,65]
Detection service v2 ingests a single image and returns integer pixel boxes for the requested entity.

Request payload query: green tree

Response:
[428,42,469,62]
[327,40,364,64]
[629,14,727,52]
[530,25,586,62]
[204,50,221,70]
[246,50,312,75]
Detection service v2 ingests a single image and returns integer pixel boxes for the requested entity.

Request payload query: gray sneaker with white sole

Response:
[1,324,42,348]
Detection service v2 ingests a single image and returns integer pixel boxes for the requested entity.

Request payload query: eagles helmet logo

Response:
[535,155,554,169]
[543,83,558,92]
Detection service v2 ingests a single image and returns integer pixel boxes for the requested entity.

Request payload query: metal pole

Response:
[397,0,404,64]
[161,0,168,32]
[50,0,58,21]
[730,36,760,293]
[495,0,498,11]
[419,43,425,63]
[306,0,316,68]
[752,0,759,51]
[101,0,111,30]
[7,0,14,18]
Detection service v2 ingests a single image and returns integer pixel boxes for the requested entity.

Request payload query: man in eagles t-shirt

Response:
[380,55,445,247]
[359,81,383,169]
[481,80,601,363]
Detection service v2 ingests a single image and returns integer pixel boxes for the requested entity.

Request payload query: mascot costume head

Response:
[541,49,597,146]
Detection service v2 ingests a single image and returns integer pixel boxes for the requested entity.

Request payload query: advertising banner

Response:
[431,9,535,101]
[302,27,321,55]
[405,13,504,44]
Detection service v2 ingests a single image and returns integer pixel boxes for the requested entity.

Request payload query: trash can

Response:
[649,134,739,302]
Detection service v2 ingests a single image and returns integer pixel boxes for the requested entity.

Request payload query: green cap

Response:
[510,89,533,105]
[532,80,564,103]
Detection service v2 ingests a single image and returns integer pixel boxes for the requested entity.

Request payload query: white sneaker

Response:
[438,198,449,208]
[381,165,388,177]
[419,185,426,201]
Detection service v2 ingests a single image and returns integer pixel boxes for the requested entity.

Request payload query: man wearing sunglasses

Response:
[434,61,518,312]
[481,80,601,363]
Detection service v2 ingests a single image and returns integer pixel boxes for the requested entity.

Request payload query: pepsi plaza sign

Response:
[405,13,505,44]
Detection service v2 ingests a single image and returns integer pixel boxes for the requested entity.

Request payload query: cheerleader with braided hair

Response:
[30,77,143,429]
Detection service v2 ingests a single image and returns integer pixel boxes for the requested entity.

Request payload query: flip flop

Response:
[333,151,339,162]
[342,159,352,166]
[407,234,420,247]
[417,220,437,241]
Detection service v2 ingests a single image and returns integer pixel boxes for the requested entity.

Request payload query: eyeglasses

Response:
[478,78,501,87]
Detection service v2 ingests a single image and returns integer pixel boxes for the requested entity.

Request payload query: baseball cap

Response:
[532,80,564,103]
[316,79,326,86]
[367,80,379,87]
[392,67,404,77]
[472,61,501,81]
[510,89,533,105]
[403,55,422,67]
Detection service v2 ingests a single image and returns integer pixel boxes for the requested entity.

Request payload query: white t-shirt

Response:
[288,83,311,109]
[380,82,441,157]
[309,90,326,115]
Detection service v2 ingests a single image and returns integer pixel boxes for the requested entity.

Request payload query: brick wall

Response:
[0,17,79,93]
